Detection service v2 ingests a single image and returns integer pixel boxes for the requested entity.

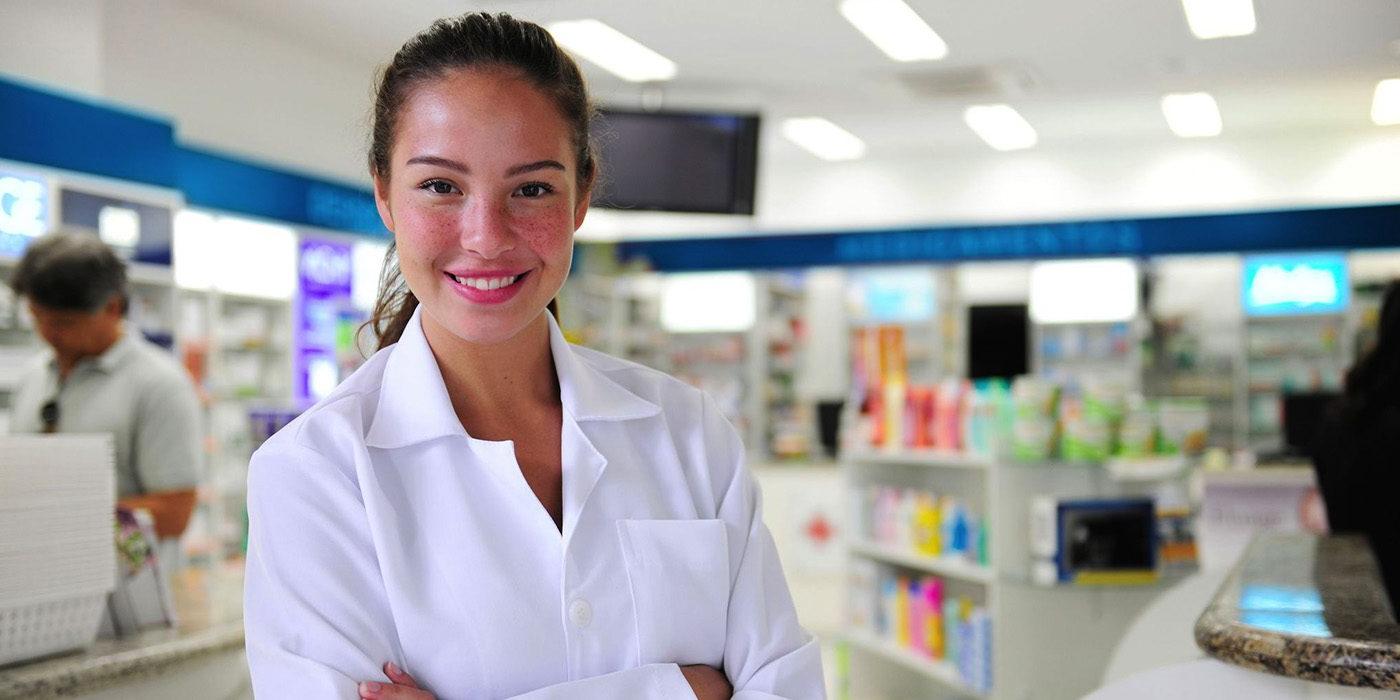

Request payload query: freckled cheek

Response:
[511,208,576,259]
[395,208,463,259]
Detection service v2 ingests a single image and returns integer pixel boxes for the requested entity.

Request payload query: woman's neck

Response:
[421,312,561,437]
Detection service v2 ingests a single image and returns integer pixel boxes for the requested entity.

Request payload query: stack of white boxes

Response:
[0,435,116,665]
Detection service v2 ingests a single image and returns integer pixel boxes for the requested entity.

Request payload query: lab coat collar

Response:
[545,311,660,423]
[365,307,658,449]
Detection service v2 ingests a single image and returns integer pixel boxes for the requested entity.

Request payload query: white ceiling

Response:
[180,0,1400,160]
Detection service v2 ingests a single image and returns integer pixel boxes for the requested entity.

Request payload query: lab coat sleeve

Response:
[704,395,827,699]
[505,663,695,699]
[243,437,405,698]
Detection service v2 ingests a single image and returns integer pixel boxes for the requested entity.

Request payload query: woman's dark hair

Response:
[366,12,593,349]
[1342,280,1400,419]
[9,229,129,315]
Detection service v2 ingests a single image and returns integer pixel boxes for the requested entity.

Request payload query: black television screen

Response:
[968,304,1029,380]
[592,108,760,215]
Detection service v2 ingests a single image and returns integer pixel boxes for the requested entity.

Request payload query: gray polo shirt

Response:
[9,331,202,498]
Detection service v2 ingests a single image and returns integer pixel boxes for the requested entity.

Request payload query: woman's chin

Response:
[424,302,548,349]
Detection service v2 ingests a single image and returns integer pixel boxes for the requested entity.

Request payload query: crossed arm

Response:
[355,661,732,699]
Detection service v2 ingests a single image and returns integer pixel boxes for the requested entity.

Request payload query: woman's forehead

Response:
[394,69,573,157]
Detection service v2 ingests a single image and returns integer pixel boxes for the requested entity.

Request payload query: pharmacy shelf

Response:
[849,540,994,584]
[842,448,991,471]
[845,630,986,699]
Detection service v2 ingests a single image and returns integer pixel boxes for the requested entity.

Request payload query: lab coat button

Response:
[569,599,593,628]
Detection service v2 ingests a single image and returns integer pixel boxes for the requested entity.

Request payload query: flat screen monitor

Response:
[1282,391,1341,458]
[968,304,1029,380]
[592,108,760,215]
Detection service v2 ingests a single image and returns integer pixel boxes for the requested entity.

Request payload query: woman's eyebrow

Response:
[402,157,565,177]
[506,160,566,176]
[405,155,469,174]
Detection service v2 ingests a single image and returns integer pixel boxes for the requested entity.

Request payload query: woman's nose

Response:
[458,199,514,259]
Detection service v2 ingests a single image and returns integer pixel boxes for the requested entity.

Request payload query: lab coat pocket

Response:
[618,519,730,667]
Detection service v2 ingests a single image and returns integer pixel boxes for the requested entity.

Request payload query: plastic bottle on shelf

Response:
[943,597,961,664]
[926,577,945,659]
[912,492,940,557]
[880,576,897,637]
[908,577,926,655]
[895,574,911,646]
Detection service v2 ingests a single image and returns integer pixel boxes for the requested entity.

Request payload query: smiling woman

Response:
[241,11,824,700]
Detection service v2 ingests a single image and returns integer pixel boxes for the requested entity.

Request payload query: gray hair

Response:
[8,229,129,315]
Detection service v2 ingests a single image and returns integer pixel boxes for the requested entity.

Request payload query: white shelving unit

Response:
[849,539,996,585]
[843,448,1198,699]
[845,630,987,700]
[177,286,295,562]
[1238,313,1350,454]
[844,449,995,698]
[757,273,814,461]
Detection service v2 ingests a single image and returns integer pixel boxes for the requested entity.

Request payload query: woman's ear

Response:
[373,172,395,233]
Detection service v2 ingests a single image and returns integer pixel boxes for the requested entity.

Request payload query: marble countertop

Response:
[0,559,245,699]
[1195,532,1400,690]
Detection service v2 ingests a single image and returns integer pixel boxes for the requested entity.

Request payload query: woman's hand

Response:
[359,662,434,699]
[680,664,733,700]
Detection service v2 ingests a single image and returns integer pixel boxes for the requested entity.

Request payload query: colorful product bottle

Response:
[926,577,944,658]
[895,575,910,646]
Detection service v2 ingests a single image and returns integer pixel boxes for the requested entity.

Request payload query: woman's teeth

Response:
[448,273,520,291]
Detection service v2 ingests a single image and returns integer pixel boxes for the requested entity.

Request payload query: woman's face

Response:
[374,68,588,348]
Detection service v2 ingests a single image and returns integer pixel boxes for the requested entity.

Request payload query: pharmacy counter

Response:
[0,561,247,699]
[1196,533,1400,691]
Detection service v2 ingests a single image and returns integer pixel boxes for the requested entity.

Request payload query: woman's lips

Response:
[443,269,530,304]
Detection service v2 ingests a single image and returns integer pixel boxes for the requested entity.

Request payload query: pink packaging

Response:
[907,578,925,654]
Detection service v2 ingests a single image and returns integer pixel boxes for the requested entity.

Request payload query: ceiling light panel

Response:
[782,117,867,161]
[546,19,677,82]
[963,105,1037,151]
[839,0,949,61]
[1161,92,1223,138]
[1180,0,1256,39]
[1373,79,1400,126]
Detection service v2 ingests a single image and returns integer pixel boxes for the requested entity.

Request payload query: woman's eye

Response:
[419,180,459,195]
[516,183,554,198]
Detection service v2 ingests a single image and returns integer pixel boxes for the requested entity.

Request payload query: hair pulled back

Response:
[366,12,594,350]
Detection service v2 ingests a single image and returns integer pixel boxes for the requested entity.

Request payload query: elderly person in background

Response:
[7,229,202,542]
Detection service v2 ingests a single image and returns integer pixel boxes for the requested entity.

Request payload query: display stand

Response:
[842,448,1197,699]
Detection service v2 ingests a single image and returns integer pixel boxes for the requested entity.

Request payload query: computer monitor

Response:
[1282,391,1341,458]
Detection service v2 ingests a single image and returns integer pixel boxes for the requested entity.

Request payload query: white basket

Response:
[0,591,108,666]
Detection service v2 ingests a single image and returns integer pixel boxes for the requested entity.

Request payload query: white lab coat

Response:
[243,308,824,699]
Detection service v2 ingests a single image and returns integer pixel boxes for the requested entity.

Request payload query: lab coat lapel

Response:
[365,308,466,449]
[546,315,659,542]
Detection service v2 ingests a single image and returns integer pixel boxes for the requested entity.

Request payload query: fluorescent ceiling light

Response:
[782,117,867,161]
[1180,0,1256,39]
[546,19,676,82]
[839,0,949,61]
[1161,92,1223,138]
[1373,79,1400,126]
[963,105,1037,151]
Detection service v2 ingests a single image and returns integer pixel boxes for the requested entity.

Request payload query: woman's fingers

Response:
[358,679,432,699]
[358,663,432,699]
[384,662,421,689]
